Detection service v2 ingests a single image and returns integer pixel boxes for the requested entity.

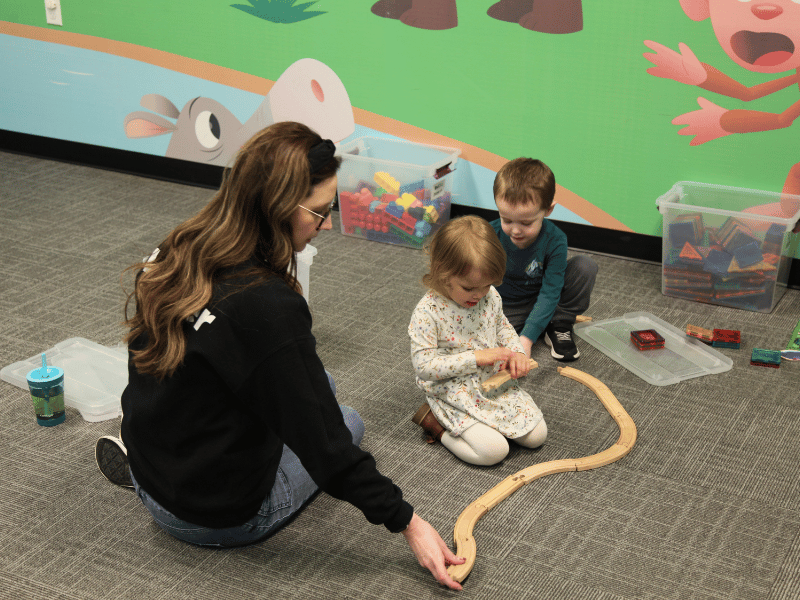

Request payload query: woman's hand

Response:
[402,513,465,590]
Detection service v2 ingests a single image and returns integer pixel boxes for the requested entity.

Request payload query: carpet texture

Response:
[1,151,799,599]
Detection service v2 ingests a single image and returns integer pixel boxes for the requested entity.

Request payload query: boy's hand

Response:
[519,336,533,358]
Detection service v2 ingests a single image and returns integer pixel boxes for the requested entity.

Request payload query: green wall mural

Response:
[2,0,799,240]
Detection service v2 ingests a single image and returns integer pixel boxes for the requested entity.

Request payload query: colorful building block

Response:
[686,324,713,343]
[711,329,741,349]
[750,348,781,368]
[374,172,399,196]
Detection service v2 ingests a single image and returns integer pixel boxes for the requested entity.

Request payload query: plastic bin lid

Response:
[656,181,800,225]
[574,312,733,386]
[1,338,127,422]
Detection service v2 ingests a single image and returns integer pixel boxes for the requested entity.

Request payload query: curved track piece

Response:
[447,366,637,583]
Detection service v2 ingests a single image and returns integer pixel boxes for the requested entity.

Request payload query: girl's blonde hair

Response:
[422,215,506,297]
[123,121,340,380]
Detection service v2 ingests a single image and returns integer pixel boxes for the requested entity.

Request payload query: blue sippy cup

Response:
[26,353,66,427]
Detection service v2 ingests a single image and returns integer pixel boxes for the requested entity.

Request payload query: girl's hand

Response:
[402,513,465,590]
[474,347,515,367]
[504,352,531,378]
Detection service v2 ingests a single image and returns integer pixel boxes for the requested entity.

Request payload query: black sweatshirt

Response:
[121,266,413,532]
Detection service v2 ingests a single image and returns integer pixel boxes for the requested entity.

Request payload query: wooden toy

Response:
[447,367,636,583]
[480,359,538,393]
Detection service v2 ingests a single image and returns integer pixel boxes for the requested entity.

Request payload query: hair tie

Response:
[308,139,336,174]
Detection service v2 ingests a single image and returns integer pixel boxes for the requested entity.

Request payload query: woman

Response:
[95,122,464,590]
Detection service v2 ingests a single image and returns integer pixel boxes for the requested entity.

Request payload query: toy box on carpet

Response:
[336,136,460,249]
[656,181,800,313]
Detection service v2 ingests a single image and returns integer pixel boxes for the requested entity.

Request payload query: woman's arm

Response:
[402,513,465,591]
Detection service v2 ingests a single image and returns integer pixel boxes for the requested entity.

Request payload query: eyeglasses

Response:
[298,195,336,231]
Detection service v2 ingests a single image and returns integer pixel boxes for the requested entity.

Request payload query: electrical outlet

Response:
[45,0,63,27]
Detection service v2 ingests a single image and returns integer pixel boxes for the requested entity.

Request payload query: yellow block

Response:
[374,172,399,195]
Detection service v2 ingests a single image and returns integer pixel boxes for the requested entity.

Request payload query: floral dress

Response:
[408,287,543,438]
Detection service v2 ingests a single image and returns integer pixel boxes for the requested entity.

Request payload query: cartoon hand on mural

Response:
[645,0,800,229]
[672,96,730,146]
[643,41,707,86]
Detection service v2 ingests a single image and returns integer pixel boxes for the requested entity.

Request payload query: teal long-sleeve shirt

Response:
[491,218,568,342]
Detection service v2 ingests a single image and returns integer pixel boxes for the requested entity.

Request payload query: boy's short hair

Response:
[422,215,506,297]
[493,158,556,210]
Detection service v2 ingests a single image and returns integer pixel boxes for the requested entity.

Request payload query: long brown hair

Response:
[422,215,506,298]
[123,121,340,380]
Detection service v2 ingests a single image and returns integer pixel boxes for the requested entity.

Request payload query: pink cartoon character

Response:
[644,0,800,228]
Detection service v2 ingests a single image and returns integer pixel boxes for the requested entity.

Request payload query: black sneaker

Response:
[95,436,133,489]
[544,321,580,362]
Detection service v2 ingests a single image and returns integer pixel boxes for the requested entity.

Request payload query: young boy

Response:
[491,158,597,362]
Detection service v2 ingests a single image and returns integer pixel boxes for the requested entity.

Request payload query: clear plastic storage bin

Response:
[656,181,800,313]
[336,137,460,249]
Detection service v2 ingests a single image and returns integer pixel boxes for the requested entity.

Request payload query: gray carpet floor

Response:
[1,150,799,600]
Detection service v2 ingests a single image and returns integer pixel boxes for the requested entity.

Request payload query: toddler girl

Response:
[408,215,547,466]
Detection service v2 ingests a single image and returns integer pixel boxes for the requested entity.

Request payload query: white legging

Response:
[441,419,548,466]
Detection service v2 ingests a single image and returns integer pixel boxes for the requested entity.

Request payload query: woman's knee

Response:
[339,405,365,446]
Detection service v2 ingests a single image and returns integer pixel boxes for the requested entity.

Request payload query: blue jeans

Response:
[132,372,365,548]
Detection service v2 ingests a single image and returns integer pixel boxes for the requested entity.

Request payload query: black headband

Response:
[308,139,336,174]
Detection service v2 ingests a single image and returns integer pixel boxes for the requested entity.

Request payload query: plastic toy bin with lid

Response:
[335,136,460,249]
[656,181,800,313]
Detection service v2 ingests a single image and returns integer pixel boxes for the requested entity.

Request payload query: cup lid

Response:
[27,365,64,383]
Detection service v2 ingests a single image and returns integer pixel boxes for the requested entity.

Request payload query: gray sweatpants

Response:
[503,254,598,335]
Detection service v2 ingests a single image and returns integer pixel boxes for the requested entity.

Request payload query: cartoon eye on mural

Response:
[644,0,800,228]
[371,0,582,33]
[123,58,355,166]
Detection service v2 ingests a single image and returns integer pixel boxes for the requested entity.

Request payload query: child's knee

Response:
[475,437,509,466]
[444,425,509,466]
[570,255,598,281]
[513,419,548,448]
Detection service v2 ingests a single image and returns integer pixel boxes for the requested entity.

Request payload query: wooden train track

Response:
[447,366,637,583]
[481,359,538,392]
